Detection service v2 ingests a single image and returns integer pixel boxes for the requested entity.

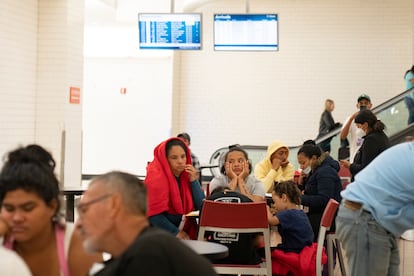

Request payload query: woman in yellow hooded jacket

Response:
[254,140,295,193]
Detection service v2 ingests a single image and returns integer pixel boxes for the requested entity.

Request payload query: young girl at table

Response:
[268,181,326,276]
[267,181,314,253]
[209,145,265,202]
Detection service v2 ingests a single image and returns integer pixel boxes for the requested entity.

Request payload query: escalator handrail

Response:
[208,88,414,176]
[314,87,414,145]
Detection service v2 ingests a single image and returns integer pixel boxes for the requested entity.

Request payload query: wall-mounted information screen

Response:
[139,13,201,50]
[214,14,278,51]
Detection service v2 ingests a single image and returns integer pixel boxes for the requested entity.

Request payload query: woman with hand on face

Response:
[209,146,265,202]
[0,144,102,276]
[297,144,342,240]
[145,137,205,240]
[254,140,295,193]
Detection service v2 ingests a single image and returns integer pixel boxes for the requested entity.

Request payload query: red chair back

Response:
[320,198,340,228]
[199,200,269,229]
[198,200,272,275]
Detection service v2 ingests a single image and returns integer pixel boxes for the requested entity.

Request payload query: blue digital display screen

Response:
[139,13,201,50]
[214,14,278,51]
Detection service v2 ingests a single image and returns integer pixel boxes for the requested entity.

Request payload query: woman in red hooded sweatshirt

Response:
[144,137,205,240]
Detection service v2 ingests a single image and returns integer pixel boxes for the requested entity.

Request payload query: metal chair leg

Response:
[334,238,346,276]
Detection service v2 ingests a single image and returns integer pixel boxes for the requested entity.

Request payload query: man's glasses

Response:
[76,193,112,217]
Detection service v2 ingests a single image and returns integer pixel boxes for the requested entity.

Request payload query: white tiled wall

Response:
[174,0,414,165]
[0,0,37,157]
[0,0,83,187]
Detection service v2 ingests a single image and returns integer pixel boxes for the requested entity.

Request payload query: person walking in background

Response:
[403,65,414,125]
[145,137,204,240]
[336,142,414,276]
[76,171,217,276]
[339,110,390,181]
[340,94,373,162]
[209,146,265,202]
[177,132,201,174]
[254,140,295,193]
[316,99,342,153]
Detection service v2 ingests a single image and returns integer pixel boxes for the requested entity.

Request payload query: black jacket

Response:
[95,227,217,276]
[301,153,342,240]
[350,130,390,181]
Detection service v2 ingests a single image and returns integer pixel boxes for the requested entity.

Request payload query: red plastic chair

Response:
[198,200,272,276]
[271,198,339,276]
[316,198,340,276]
[338,165,351,189]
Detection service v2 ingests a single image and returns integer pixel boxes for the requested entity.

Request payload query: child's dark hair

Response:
[272,180,301,205]
[209,186,229,196]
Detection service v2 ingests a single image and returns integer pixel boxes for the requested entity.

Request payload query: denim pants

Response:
[335,204,400,276]
[404,95,414,125]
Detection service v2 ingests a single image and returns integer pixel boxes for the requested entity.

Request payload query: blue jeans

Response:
[335,204,400,276]
[404,95,414,125]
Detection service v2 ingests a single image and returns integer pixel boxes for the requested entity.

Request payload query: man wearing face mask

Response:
[340,94,373,162]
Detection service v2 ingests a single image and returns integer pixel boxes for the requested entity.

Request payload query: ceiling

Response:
[85,0,175,27]
[85,0,222,27]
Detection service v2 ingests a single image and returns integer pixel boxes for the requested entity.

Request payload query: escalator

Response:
[310,87,414,165]
[207,88,414,179]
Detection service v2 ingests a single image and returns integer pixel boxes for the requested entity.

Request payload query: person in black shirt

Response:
[339,110,390,181]
[76,171,217,276]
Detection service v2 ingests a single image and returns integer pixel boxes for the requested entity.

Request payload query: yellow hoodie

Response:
[254,140,295,193]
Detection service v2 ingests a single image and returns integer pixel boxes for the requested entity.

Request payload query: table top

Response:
[182,240,228,261]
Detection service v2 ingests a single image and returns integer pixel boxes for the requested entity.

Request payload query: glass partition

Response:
[209,88,414,176]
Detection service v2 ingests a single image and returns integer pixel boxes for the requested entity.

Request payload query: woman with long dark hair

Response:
[340,109,390,181]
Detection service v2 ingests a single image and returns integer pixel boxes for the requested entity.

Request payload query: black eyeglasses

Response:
[76,193,112,217]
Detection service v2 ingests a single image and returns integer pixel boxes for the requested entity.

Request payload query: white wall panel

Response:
[0,0,37,162]
[174,0,414,165]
